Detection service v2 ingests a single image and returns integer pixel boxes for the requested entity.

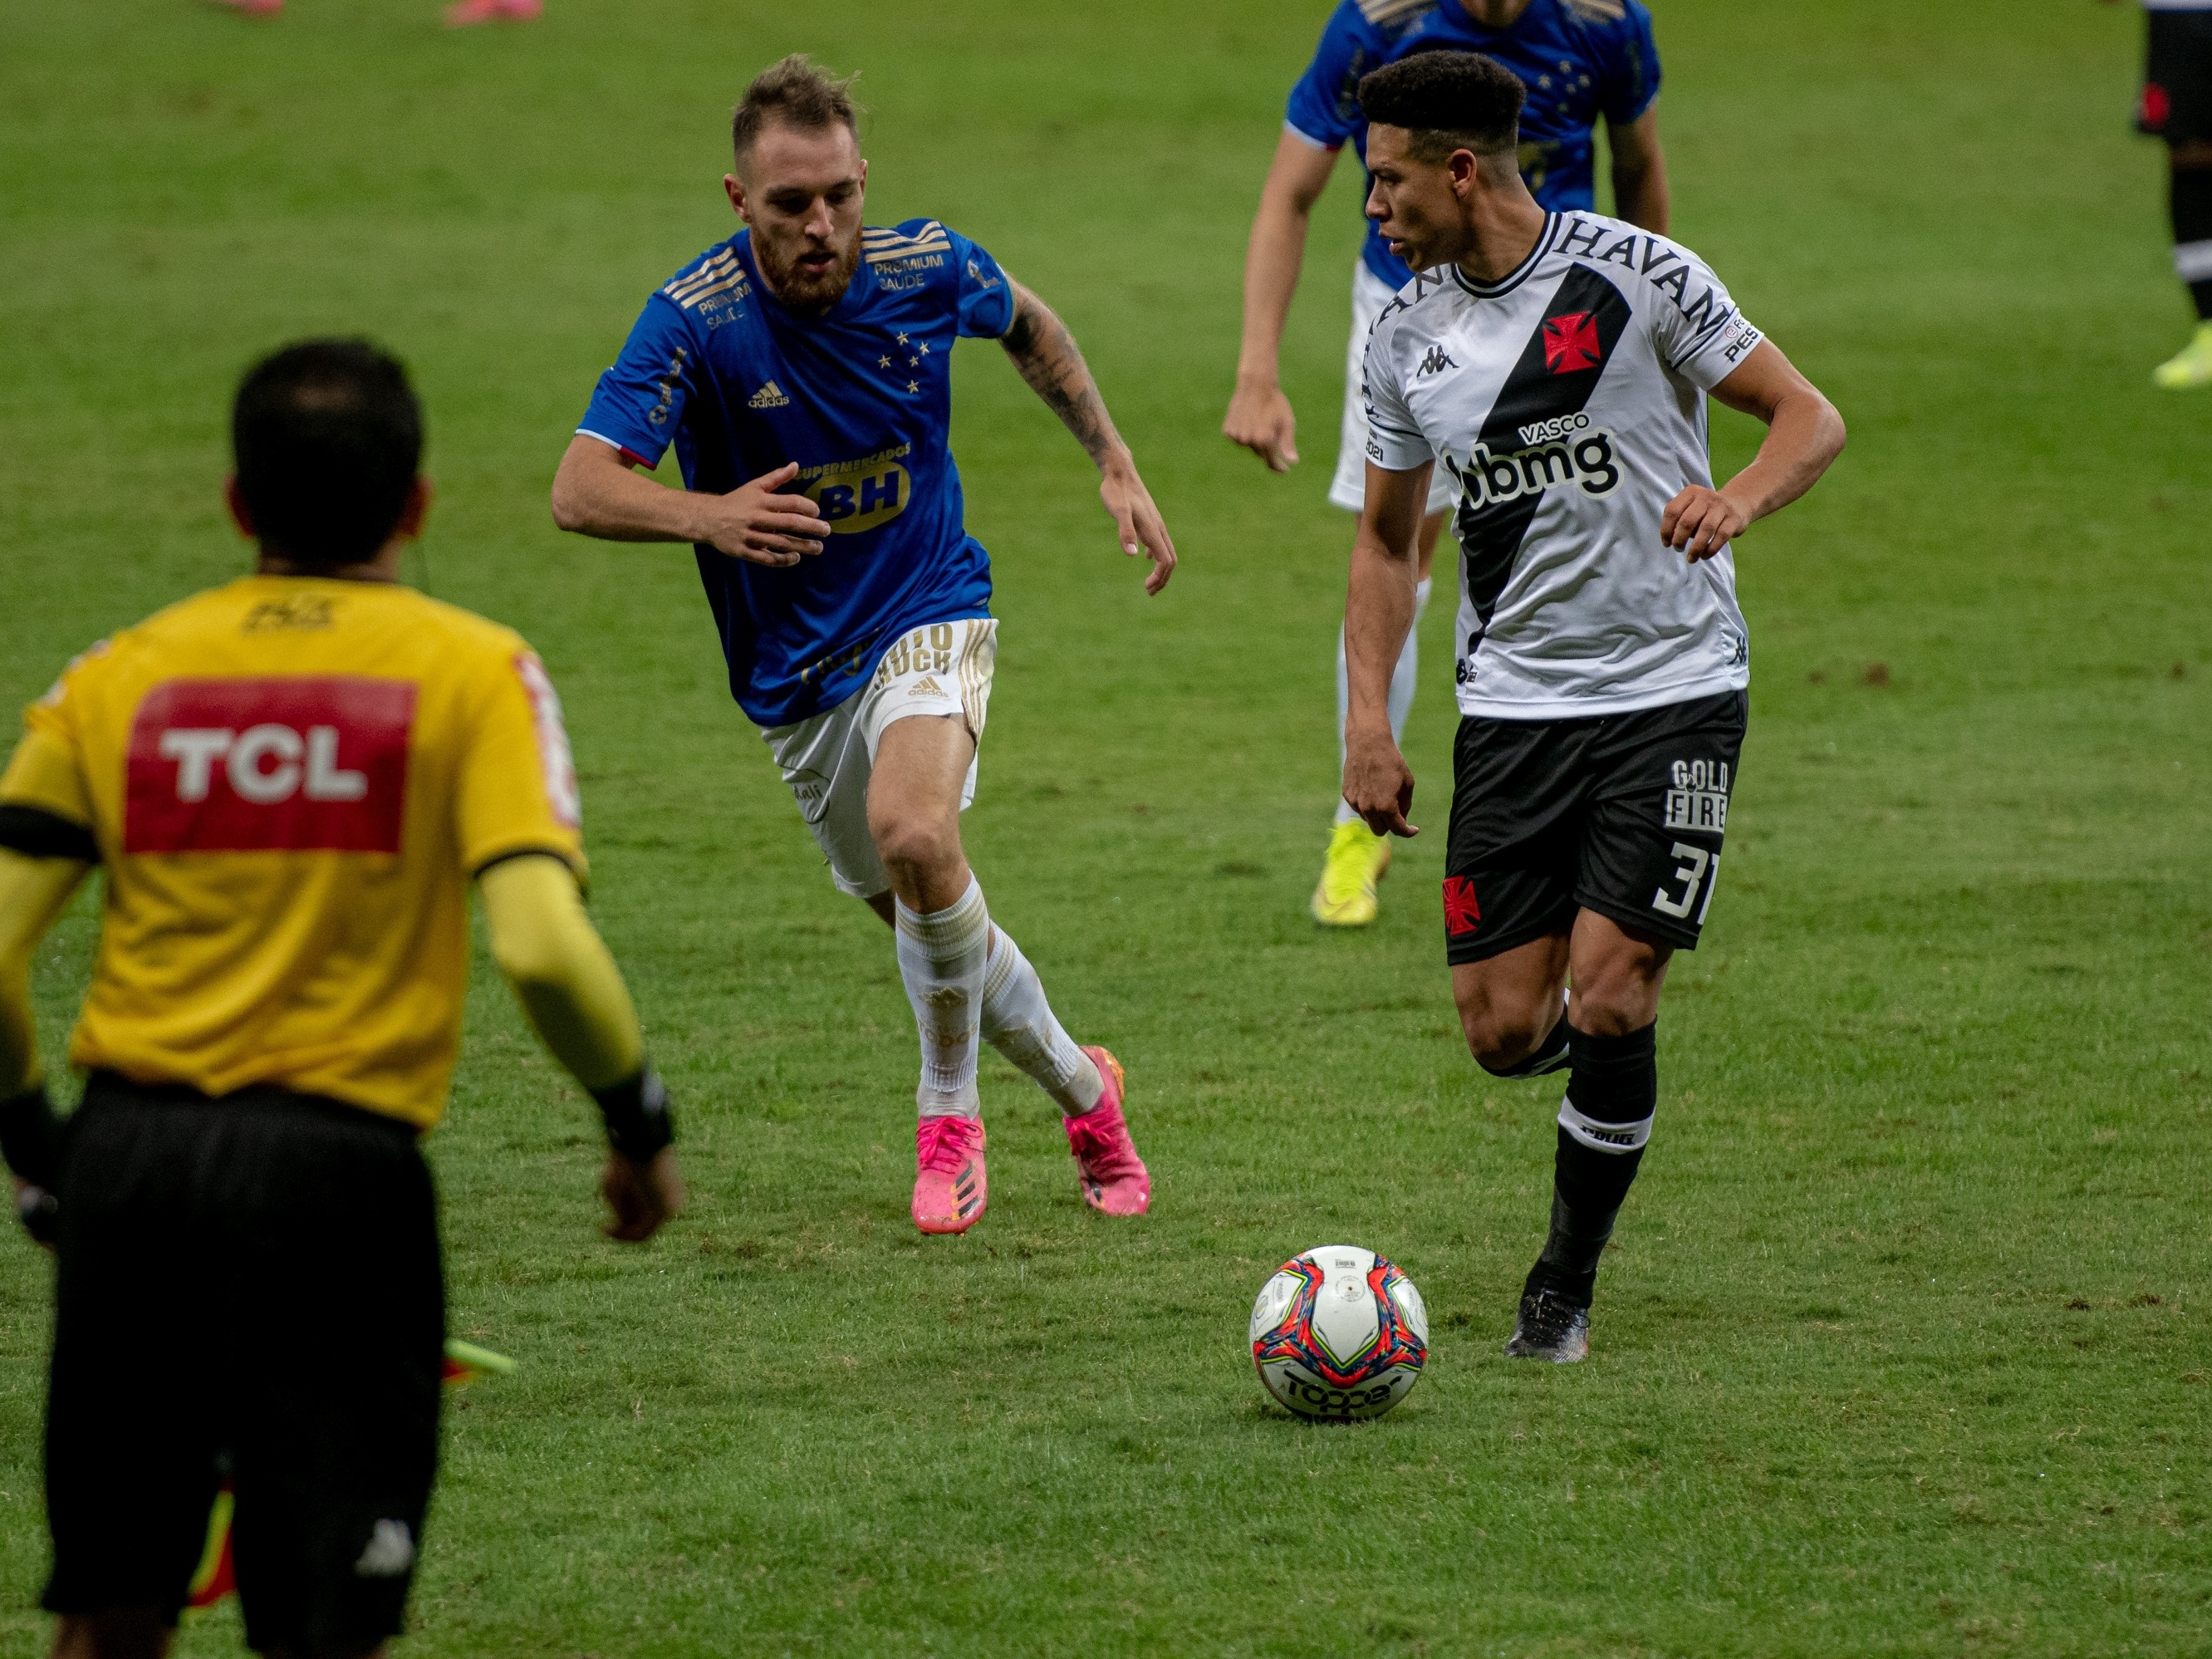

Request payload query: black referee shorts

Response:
[42,1073,443,1655]
[1442,690,1746,964]
[2141,8,2212,146]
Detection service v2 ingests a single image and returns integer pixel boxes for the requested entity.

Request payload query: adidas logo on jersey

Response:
[1416,345,1457,376]
[748,380,792,410]
[1457,425,1623,508]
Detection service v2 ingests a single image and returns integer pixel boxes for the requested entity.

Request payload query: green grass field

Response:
[2,1,2209,1653]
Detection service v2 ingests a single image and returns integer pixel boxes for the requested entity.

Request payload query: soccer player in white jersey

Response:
[551,60,1175,1235]
[1227,0,1670,929]
[1341,52,1845,1360]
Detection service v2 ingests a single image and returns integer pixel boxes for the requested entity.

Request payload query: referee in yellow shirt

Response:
[0,339,685,1659]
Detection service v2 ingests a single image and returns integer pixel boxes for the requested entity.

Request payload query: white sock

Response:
[895,878,989,1119]
[980,925,1103,1116]
[1334,576,1433,827]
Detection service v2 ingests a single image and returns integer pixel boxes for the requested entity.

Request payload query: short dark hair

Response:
[1357,50,1525,164]
[731,53,861,165]
[232,339,422,572]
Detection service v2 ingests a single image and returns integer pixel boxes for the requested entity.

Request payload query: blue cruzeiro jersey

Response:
[578,219,1016,727]
[1284,0,1661,289]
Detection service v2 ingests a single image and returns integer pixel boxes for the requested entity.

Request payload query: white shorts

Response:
[1330,258,1456,518]
[760,617,998,898]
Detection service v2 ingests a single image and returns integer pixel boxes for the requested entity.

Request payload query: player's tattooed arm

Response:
[1000,279,1178,594]
[1663,340,1846,562]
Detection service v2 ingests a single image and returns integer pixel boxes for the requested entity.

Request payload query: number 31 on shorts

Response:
[1650,842,1721,924]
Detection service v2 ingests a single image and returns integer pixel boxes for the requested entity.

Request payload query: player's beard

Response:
[757,230,861,317]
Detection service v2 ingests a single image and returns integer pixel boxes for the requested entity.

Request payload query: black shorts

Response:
[1442,690,1746,964]
[2141,9,2212,146]
[43,1074,443,1654]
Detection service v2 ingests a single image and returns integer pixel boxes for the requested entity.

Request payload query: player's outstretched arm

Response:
[1341,461,1433,838]
[479,854,684,1242]
[0,847,90,1245]
[1662,340,1847,562]
[550,435,828,568]
[998,280,1178,595]
[1224,130,1338,471]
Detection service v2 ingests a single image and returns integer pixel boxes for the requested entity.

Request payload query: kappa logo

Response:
[1442,876,1482,937]
[1415,343,1457,377]
[748,380,792,410]
[1543,311,1603,375]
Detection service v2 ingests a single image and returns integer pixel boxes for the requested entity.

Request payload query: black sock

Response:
[1525,1023,1657,1307]
[2170,165,2212,321]
[1478,1001,1570,1079]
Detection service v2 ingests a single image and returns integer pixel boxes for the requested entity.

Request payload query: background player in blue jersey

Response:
[1224,0,1669,930]
[549,57,1175,1237]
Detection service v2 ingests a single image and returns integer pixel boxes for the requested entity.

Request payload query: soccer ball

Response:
[1248,1245,1429,1421]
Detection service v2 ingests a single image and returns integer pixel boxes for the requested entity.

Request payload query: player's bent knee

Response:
[1458,1002,1552,1072]
[870,815,962,888]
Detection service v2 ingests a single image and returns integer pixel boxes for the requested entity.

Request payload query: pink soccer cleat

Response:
[911,1114,987,1235]
[444,0,541,24]
[1064,1047,1150,1217]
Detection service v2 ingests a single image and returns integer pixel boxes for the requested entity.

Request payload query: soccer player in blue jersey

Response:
[550,57,1173,1237]
[1224,0,1669,928]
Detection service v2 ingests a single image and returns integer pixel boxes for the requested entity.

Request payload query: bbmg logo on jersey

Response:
[797,443,914,535]
[1457,415,1622,508]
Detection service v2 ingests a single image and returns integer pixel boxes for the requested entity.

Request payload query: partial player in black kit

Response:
[2111,0,2212,387]
[1338,52,1845,1361]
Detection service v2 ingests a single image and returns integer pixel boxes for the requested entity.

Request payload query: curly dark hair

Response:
[1357,50,1525,163]
[731,53,861,165]
[233,339,420,571]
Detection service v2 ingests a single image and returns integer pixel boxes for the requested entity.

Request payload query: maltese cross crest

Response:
[1442,876,1482,937]
[1543,311,1602,375]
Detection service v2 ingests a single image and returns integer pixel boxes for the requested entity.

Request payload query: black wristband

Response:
[0,1084,63,1190]
[591,1066,674,1163]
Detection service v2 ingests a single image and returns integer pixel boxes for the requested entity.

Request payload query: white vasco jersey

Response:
[1364,211,1764,720]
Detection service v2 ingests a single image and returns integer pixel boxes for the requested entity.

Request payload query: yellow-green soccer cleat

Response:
[2152,321,2212,390]
[1311,818,1391,927]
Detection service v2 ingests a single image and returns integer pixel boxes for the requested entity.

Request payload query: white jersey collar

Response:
[1449,214,1562,301]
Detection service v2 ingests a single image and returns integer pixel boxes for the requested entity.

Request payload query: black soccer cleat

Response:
[1504,1287,1590,1363]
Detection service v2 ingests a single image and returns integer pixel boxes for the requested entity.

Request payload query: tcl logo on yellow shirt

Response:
[124,678,415,854]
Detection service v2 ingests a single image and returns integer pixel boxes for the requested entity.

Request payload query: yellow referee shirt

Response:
[0,576,587,1130]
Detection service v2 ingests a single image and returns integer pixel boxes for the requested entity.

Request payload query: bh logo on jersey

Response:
[125,677,415,854]
[1662,758,1730,832]
[797,443,914,536]
[1459,414,1622,508]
